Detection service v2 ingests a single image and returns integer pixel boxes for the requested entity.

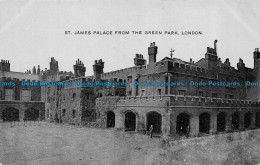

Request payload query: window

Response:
[199,91,204,96]
[141,90,145,96]
[229,95,234,99]
[128,90,132,96]
[62,109,66,116]
[21,89,31,102]
[47,87,51,94]
[5,89,13,101]
[128,76,132,83]
[72,93,76,101]
[178,90,185,96]
[157,89,162,95]
[72,110,76,118]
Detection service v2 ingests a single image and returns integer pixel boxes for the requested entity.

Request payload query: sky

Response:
[0,0,259,76]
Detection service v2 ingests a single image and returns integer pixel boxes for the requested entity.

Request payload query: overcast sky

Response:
[0,0,259,76]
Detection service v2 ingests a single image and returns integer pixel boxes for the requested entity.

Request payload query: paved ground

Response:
[0,122,161,165]
[0,122,260,165]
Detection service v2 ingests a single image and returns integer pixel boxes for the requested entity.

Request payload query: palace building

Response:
[0,61,44,122]
[42,41,260,138]
[1,41,260,138]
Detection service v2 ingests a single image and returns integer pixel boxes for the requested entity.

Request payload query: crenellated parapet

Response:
[112,95,260,109]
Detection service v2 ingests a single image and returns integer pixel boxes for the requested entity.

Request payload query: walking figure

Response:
[149,125,154,138]
[186,125,190,137]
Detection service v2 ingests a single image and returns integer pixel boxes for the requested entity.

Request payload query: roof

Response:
[159,57,199,66]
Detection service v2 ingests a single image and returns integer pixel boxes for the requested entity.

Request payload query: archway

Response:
[232,112,240,130]
[244,112,251,129]
[199,112,210,134]
[125,111,136,131]
[176,113,190,135]
[107,111,115,128]
[2,107,19,121]
[147,111,162,134]
[24,107,39,121]
[256,112,260,128]
[217,112,226,132]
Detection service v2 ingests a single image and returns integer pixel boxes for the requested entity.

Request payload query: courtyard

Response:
[0,122,260,165]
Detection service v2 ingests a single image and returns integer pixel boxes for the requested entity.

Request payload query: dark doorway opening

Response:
[147,112,162,134]
[217,112,226,132]
[199,112,210,134]
[2,107,19,121]
[244,112,251,129]
[176,113,190,135]
[125,112,136,131]
[256,112,260,128]
[24,108,39,121]
[107,111,115,128]
[232,112,240,130]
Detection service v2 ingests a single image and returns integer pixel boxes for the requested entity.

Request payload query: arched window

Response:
[125,112,136,131]
[244,112,251,129]
[199,112,210,134]
[107,111,115,128]
[232,112,240,130]
[62,109,66,116]
[72,93,76,101]
[176,113,190,135]
[72,110,76,118]
[147,111,162,134]
[217,112,226,132]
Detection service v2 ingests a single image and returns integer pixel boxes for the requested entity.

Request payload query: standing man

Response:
[186,125,190,137]
[149,125,154,138]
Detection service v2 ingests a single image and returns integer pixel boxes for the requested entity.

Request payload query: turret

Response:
[50,57,59,75]
[237,58,245,71]
[73,59,86,78]
[248,48,260,102]
[93,59,104,80]
[134,54,146,66]
[148,42,158,64]
[37,65,41,75]
[32,66,36,74]
[254,48,260,69]
[205,40,218,70]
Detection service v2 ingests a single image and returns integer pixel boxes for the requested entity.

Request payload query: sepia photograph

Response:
[0,0,260,164]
